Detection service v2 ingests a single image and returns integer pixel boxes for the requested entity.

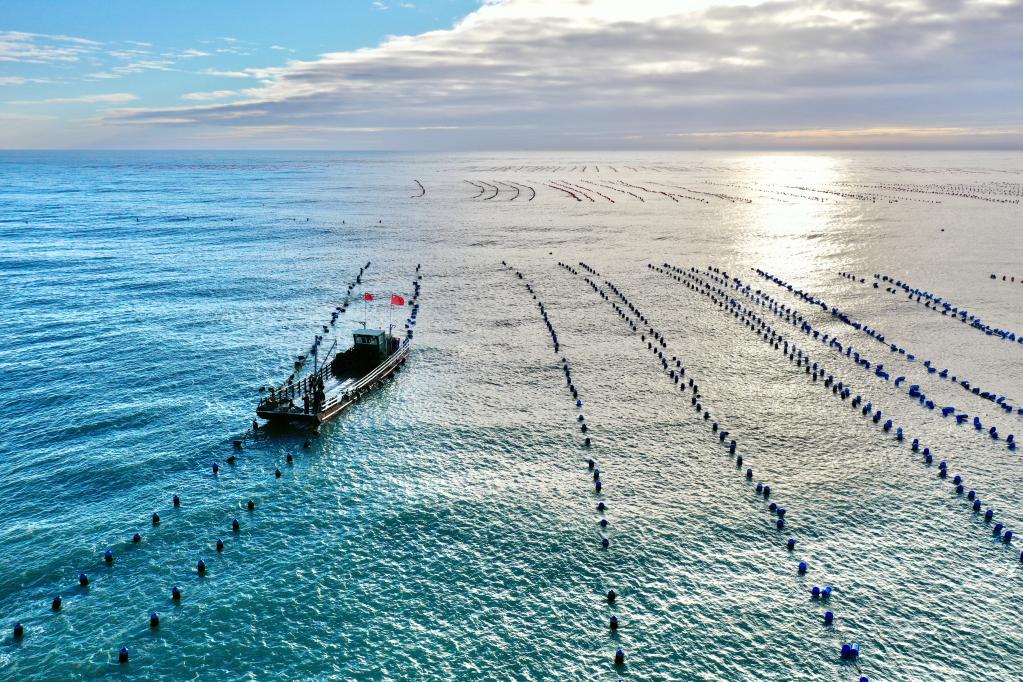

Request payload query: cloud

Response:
[270,45,295,52]
[200,68,257,78]
[0,76,50,86]
[181,90,240,101]
[76,0,1023,148]
[0,30,99,63]
[12,92,139,105]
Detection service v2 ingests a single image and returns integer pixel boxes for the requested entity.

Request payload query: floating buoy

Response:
[247,499,255,511]
[600,519,608,528]
[226,455,237,465]
[1004,531,1013,543]
[152,513,161,526]
[13,622,24,639]
[104,550,113,565]
[595,480,602,492]
[824,611,834,624]
[798,561,808,574]
[746,468,753,479]
[610,615,619,630]
[614,648,625,666]
[133,532,142,544]
[150,612,160,628]
[811,586,821,598]
[275,468,282,478]
[597,501,606,511]
[601,537,610,548]
[607,589,617,603]
[79,573,89,587]
[787,538,796,550]
[232,519,240,532]
[52,595,62,611]
[119,647,129,664]
[197,559,206,575]
[171,585,182,601]
[212,462,220,474]
[216,538,225,552]
[587,459,595,470]
[173,494,180,508]
[286,454,294,464]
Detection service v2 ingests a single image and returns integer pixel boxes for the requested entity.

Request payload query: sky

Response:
[1,0,1021,150]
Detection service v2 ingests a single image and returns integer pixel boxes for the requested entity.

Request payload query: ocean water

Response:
[1,150,1022,681]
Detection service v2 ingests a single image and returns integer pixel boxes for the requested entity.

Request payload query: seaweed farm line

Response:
[2,150,1023,681]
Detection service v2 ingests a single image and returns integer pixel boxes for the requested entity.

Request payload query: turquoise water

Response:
[2,150,1022,680]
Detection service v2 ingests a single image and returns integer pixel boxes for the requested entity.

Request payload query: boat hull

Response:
[257,338,411,425]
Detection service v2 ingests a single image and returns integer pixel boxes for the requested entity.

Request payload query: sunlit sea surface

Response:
[2,151,1023,681]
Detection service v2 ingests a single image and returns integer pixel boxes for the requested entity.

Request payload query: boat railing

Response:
[259,338,340,409]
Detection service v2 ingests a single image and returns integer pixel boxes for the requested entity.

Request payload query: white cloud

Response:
[0,30,99,63]
[0,76,50,86]
[181,90,239,101]
[25,0,1023,148]
[12,92,138,105]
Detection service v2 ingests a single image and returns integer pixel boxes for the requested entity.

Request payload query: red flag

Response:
[391,294,405,306]
[363,293,374,301]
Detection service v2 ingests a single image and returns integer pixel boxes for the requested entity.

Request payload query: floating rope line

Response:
[502,261,629,674]
[751,267,1021,423]
[9,266,425,667]
[868,272,1023,347]
[557,261,871,679]
[652,263,1017,561]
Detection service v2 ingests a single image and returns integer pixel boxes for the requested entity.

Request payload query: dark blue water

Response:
[2,150,1022,680]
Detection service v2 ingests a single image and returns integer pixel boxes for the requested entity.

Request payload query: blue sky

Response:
[2,0,1022,149]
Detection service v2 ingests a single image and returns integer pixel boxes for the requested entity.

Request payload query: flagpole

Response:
[388,291,393,338]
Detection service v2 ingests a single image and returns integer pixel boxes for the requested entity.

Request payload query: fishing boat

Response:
[256,271,420,425]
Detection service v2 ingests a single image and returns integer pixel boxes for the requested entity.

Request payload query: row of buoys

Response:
[509,263,627,671]
[871,272,1023,345]
[697,264,1017,450]
[991,274,1023,284]
[563,262,868,676]
[10,263,425,662]
[752,267,1021,426]
[655,263,1017,561]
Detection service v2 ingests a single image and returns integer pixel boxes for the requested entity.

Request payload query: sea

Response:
[1,150,1022,681]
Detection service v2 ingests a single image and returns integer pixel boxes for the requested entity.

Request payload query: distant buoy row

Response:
[561,262,870,675]
[753,267,1021,423]
[507,263,627,672]
[653,263,1017,559]
[990,274,1023,284]
[870,272,1023,346]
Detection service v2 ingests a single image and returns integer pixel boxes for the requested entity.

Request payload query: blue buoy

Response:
[601,537,610,548]
[212,462,220,474]
[597,501,606,512]
[609,615,619,630]
[247,499,255,511]
[968,490,976,500]
[79,573,89,587]
[13,622,24,639]
[150,612,160,628]
[973,500,982,511]
[119,647,129,664]
[787,538,796,550]
[152,513,160,526]
[776,519,785,529]
[614,649,625,666]
[173,494,180,508]
[197,559,206,575]
[798,561,807,574]
[275,468,282,478]
[216,538,225,551]
[172,585,181,601]
[811,586,821,598]
[985,509,994,521]
[595,480,602,492]
[600,519,608,528]
[232,518,240,532]
[1004,531,1013,543]
[607,589,616,603]
[52,595,62,611]
[104,550,113,565]
[133,532,142,544]
[824,611,834,624]
[588,459,595,470]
